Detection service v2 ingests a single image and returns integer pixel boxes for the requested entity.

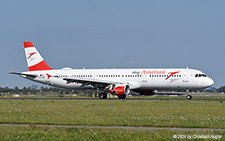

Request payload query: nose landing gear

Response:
[186,94,192,100]
[186,89,192,100]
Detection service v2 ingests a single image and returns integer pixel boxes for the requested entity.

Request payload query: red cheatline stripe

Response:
[29,60,53,71]
[24,42,34,48]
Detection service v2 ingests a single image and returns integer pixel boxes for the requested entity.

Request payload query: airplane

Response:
[10,41,214,100]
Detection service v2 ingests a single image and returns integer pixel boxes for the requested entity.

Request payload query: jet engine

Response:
[109,84,130,95]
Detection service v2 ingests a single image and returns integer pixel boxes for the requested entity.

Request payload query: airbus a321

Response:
[10,42,214,100]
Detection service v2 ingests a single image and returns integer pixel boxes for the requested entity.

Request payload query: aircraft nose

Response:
[207,78,214,87]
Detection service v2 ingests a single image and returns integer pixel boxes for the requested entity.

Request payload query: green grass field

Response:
[0,100,224,128]
[0,126,224,140]
[0,99,224,140]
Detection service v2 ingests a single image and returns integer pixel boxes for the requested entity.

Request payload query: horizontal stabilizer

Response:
[9,72,38,79]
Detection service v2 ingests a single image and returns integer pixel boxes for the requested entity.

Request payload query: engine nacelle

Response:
[109,84,130,96]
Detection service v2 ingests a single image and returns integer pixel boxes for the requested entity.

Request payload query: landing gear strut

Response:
[99,93,107,99]
[186,89,192,100]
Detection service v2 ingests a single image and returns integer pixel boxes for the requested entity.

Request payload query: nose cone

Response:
[207,78,214,87]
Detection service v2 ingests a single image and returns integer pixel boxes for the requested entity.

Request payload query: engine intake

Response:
[110,84,130,95]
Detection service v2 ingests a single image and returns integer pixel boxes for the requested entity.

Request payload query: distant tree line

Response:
[217,86,225,93]
[0,86,98,97]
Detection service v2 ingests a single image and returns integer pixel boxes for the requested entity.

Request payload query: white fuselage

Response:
[22,68,214,91]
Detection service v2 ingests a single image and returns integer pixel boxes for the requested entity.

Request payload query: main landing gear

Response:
[98,93,127,99]
[99,92,107,99]
[118,95,126,99]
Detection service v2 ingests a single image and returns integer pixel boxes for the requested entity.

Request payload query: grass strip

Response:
[0,126,224,140]
[0,100,224,129]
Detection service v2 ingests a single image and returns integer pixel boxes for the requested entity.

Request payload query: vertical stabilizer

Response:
[23,42,53,71]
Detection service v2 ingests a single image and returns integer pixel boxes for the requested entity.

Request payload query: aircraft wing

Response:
[9,72,38,79]
[62,77,121,89]
[62,77,141,90]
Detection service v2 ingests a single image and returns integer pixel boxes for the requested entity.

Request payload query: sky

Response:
[0,0,224,88]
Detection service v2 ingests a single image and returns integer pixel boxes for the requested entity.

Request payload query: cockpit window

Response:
[195,74,207,77]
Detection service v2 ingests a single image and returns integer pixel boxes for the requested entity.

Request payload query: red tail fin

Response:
[23,42,53,71]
